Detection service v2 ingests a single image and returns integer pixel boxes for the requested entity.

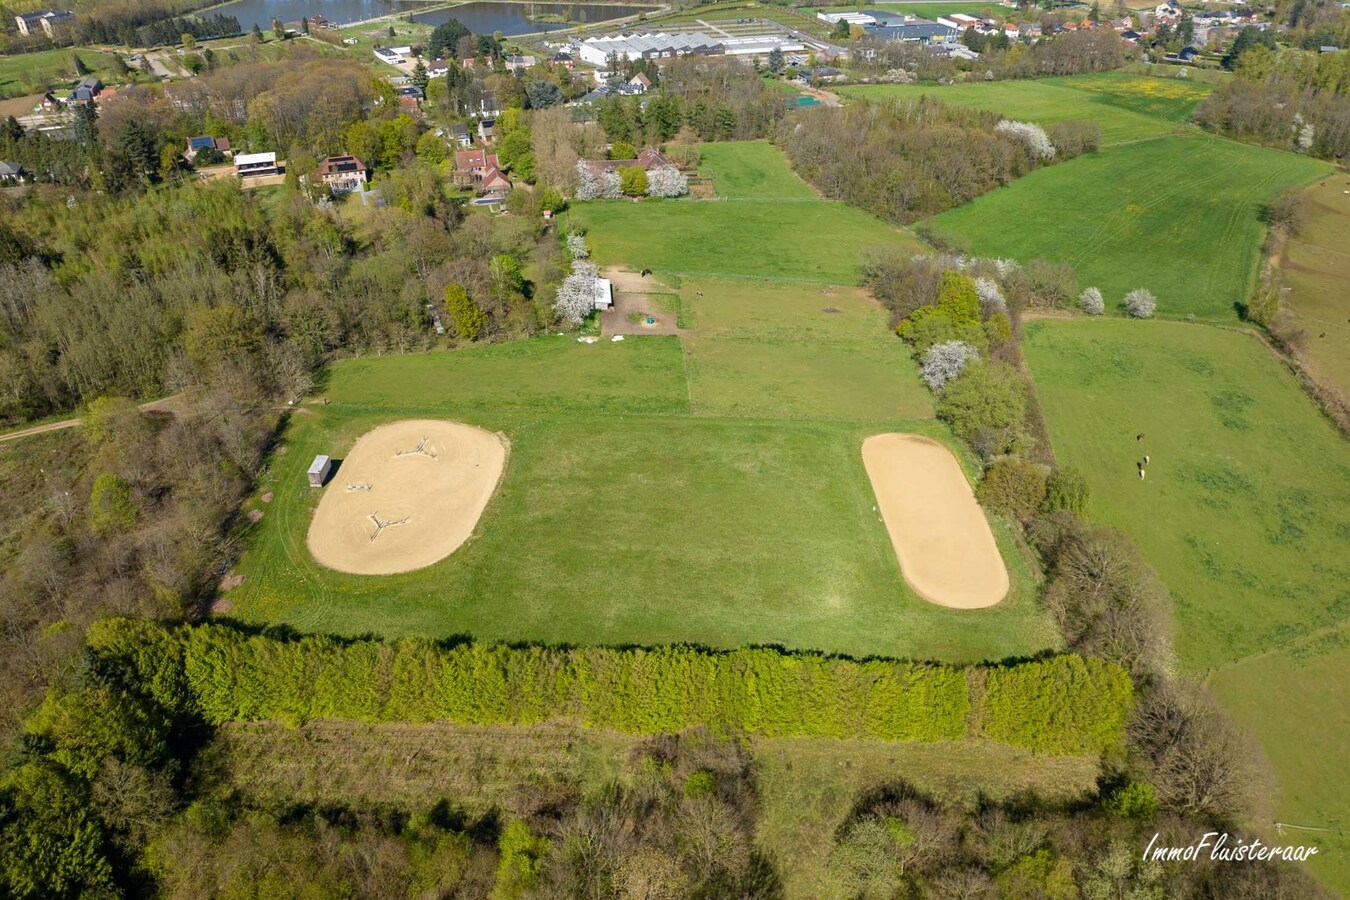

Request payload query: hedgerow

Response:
[84,620,1131,755]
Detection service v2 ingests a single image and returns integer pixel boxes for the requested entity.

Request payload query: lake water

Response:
[207,0,650,33]
[411,2,651,35]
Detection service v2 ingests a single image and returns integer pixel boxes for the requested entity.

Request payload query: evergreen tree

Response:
[412,59,429,91]
[445,284,488,340]
[272,17,285,40]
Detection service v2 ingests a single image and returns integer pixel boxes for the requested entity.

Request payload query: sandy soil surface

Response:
[307,420,507,576]
[862,433,1009,609]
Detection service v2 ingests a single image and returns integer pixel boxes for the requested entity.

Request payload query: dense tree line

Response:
[852,27,1125,83]
[778,97,1098,226]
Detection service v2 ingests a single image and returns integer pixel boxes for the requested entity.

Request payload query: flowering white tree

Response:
[1123,288,1157,318]
[995,119,1056,160]
[1077,287,1105,316]
[555,260,601,325]
[566,233,589,259]
[1292,114,1314,153]
[646,165,689,198]
[992,258,1020,278]
[575,161,621,200]
[975,277,1006,315]
[921,341,980,391]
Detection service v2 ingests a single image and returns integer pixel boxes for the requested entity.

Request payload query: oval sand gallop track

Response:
[862,433,1009,609]
[307,420,507,575]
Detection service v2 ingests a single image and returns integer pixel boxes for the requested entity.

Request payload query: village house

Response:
[317,155,368,193]
[0,162,25,183]
[66,76,102,105]
[453,148,510,195]
[552,50,574,69]
[235,151,279,178]
[478,118,496,141]
[581,147,672,176]
[505,54,538,73]
[427,58,450,78]
[451,123,472,148]
[185,135,230,160]
[15,8,74,37]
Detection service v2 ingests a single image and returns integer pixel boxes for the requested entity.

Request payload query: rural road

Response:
[0,395,183,445]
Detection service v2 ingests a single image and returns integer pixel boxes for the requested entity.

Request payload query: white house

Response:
[235,151,279,177]
[373,45,412,65]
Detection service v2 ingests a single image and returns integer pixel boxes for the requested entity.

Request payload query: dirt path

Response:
[862,433,1009,609]
[0,394,184,445]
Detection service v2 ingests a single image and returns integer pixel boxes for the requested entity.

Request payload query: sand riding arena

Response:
[307,420,508,575]
[862,433,1009,609]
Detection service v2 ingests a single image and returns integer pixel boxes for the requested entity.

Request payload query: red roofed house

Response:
[317,155,367,193]
[454,148,511,195]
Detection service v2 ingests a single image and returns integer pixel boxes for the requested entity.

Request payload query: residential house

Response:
[427,58,450,77]
[505,54,537,73]
[1153,0,1181,21]
[185,135,229,159]
[66,76,102,104]
[478,118,496,141]
[374,46,411,65]
[0,162,25,183]
[451,123,472,148]
[15,8,74,37]
[1120,29,1142,42]
[552,51,574,68]
[453,148,510,195]
[795,67,845,84]
[628,72,651,91]
[235,151,279,177]
[398,85,425,101]
[317,155,367,193]
[581,147,672,176]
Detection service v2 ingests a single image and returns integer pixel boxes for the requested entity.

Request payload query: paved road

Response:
[0,395,183,445]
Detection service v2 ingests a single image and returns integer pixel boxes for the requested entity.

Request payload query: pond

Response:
[206,0,652,33]
[411,2,652,35]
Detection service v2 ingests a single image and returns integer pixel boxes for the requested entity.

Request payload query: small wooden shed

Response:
[308,455,332,487]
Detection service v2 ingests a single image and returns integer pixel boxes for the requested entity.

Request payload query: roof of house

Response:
[451,123,470,135]
[583,147,671,173]
[455,149,500,169]
[0,162,23,176]
[188,135,217,151]
[481,167,510,187]
[235,151,277,166]
[318,155,366,176]
[17,8,74,22]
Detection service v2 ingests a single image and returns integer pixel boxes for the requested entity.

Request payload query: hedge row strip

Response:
[87,619,1133,755]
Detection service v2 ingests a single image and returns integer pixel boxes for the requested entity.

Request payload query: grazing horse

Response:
[1136,433,1145,441]
[640,268,652,277]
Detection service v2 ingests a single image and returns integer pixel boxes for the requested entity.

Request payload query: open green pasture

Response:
[569,141,922,284]
[924,135,1332,320]
[0,47,122,99]
[569,199,921,284]
[681,277,933,420]
[1024,318,1350,893]
[1280,172,1350,400]
[696,140,819,200]
[839,72,1212,145]
[1024,318,1350,672]
[1208,625,1350,895]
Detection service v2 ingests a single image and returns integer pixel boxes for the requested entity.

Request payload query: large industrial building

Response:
[574,30,804,66]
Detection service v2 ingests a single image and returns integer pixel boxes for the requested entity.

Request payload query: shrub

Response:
[1077,287,1104,316]
[1018,259,1077,309]
[444,283,488,340]
[494,821,549,899]
[1043,467,1089,514]
[898,271,984,351]
[1122,288,1157,318]
[974,277,1006,316]
[1104,781,1159,819]
[995,119,1055,160]
[982,655,1133,755]
[565,233,589,259]
[976,457,1050,523]
[1047,119,1101,158]
[90,474,137,535]
[618,166,649,197]
[646,165,689,198]
[935,362,1028,452]
[920,341,980,392]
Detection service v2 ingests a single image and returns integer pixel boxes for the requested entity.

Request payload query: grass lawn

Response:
[1279,171,1350,400]
[924,135,1331,320]
[1024,318,1350,894]
[696,140,819,200]
[0,47,122,98]
[569,139,922,284]
[204,720,1100,899]
[681,277,932,420]
[1207,626,1350,895]
[838,72,1213,146]
[569,198,922,284]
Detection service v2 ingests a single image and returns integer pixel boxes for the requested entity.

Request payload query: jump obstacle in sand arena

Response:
[307,419,508,575]
[862,433,1009,609]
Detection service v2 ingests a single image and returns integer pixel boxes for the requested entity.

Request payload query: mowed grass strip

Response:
[1279,172,1350,399]
[319,335,690,415]
[838,73,1212,146]
[697,140,819,200]
[230,404,1054,662]
[924,135,1332,320]
[1023,318,1350,672]
[1207,627,1350,896]
[680,277,933,420]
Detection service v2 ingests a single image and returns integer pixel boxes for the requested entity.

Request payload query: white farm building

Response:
[575,31,803,65]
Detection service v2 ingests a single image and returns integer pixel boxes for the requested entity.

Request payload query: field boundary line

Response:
[1202,618,1350,682]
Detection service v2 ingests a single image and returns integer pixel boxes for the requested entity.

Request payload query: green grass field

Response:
[696,140,819,200]
[1024,318,1350,894]
[1280,172,1350,400]
[569,142,922,283]
[0,47,121,99]
[839,72,1213,146]
[924,136,1331,320]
